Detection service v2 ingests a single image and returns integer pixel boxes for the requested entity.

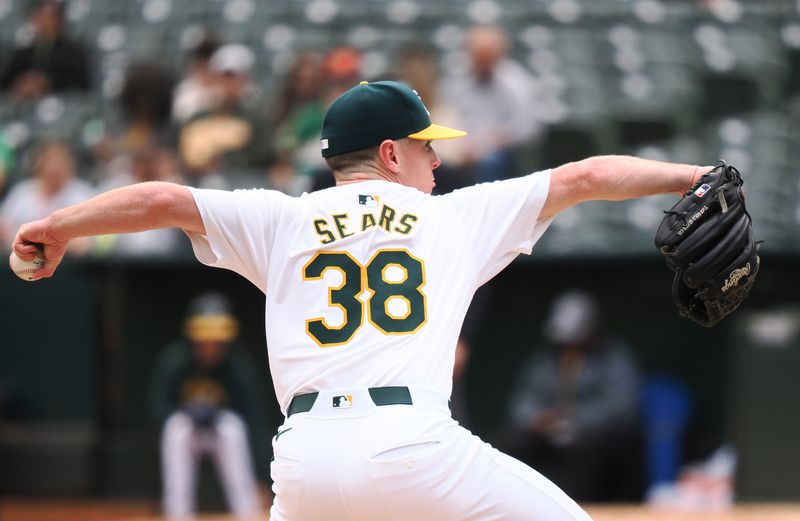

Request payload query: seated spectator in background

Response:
[500,290,643,502]
[172,32,223,124]
[97,145,182,193]
[0,132,14,196]
[179,44,273,187]
[0,0,90,99]
[269,46,364,194]
[273,51,325,155]
[321,46,362,96]
[443,24,538,183]
[117,61,175,153]
[0,140,92,250]
[91,61,175,180]
[269,51,326,194]
[93,146,185,257]
[306,46,363,192]
[393,44,470,194]
[149,292,268,520]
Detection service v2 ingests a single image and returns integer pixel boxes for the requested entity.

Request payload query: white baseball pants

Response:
[160,410,261,520]
[270,387,593,521]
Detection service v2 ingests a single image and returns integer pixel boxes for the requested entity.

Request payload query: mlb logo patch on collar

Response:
[332,395,353,408]
[358,194,379,207]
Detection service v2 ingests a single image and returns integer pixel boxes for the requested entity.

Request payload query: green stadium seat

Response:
[691,22,789,117]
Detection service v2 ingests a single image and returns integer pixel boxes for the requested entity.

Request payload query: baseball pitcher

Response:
[11,81,753,521]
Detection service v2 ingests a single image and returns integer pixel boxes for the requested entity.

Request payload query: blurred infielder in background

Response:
[11,80,713,520]
[149,292,267,519]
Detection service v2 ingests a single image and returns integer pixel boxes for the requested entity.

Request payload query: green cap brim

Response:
[407,123,467,141]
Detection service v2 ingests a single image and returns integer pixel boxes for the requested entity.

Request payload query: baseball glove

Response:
[184,400,219,427]
[654,161,759,327]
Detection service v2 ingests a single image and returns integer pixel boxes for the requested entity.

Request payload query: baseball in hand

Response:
[10,249,46,281]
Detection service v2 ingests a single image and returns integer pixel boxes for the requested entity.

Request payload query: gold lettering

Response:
[379,205,396,232]
[395,214,418,235]
[314,219,335,244]
[362,213,376,231]
[332,213,353,239]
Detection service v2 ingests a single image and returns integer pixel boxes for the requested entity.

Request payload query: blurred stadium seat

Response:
[0,0,798,257]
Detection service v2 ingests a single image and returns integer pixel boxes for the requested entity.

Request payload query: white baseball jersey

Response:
[186,171,596,521]
[186,171,552,415]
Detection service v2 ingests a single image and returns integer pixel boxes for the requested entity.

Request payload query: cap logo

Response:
[412,89,431,116]
[320,138,329,150]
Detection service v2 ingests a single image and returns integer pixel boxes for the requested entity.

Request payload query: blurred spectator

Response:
[274,51,325,131]
[118,61,175,152]
[393,44,470,194]
[172,33,223,124]
[270,51,326,193]
[322,46,362,92]
[0,132,14,196]
[97,145,181,193]
[0,0,90,99]
[149,292,269,520]
[93,146,185,257]
[443,25,538,183]
[307,46,364,192]
[179,44,273,185]
[0,140,93,249]
[91,61,175,180]
[275,46,364,194]
[500,290,643,502]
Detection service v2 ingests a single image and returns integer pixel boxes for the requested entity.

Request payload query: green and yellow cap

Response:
[184,292,239,343]
[320,80,466,158]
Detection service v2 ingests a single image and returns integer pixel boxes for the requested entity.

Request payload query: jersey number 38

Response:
[302,249,426,347]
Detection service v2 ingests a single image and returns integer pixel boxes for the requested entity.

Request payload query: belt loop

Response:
[287,392,318,417]
[287,386,419,417]
[368,386,413,406]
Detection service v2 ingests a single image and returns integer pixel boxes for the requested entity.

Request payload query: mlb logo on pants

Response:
[332,395,353,408]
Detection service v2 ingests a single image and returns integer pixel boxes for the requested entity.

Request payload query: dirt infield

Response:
[589,504,800,521]
[1,499,798,521]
